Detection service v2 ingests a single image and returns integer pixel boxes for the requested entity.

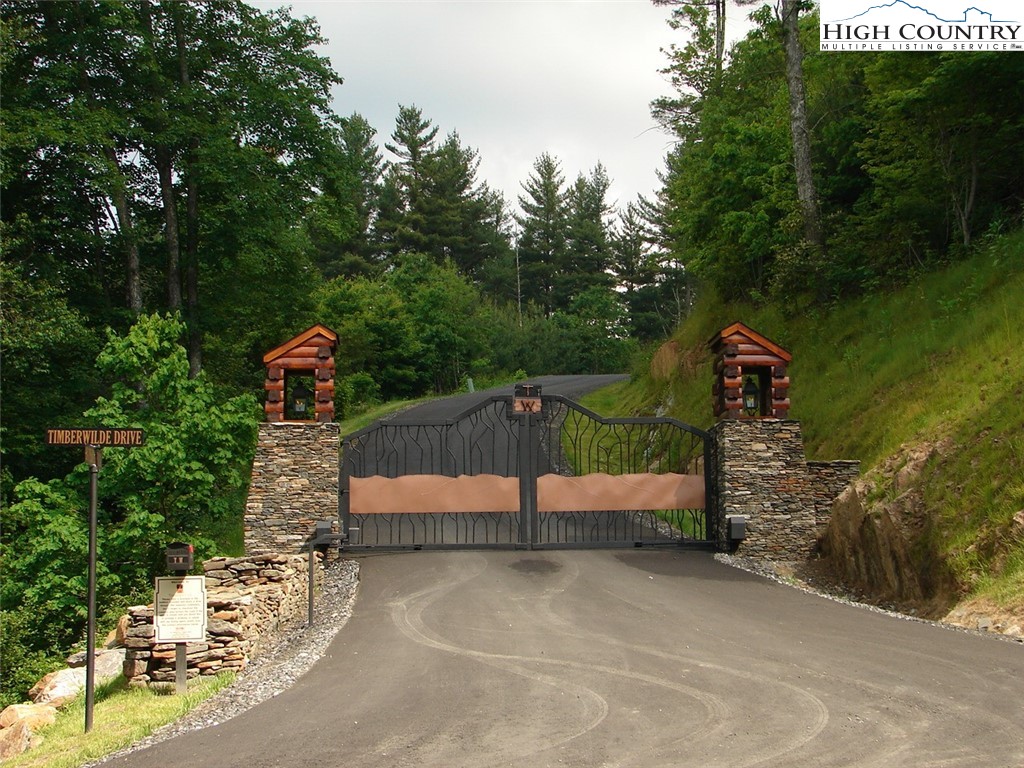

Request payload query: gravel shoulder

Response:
[716,552,1024,645]
[88,559,361,766]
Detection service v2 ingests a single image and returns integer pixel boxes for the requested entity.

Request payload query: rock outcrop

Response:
[817,441,956,617]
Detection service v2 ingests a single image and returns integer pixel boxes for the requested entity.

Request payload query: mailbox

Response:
[315,520,333,542]
[165,542,194,573]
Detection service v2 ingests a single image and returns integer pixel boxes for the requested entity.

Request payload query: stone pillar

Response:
[244,422,340,554]
[712,419,857,560]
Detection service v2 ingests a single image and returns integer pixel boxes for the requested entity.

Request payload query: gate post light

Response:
[743,377,759,416]
[292,382,312,415]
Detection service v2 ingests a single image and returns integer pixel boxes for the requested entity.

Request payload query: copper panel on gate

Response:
[350,474,520,514]
[537,472,705,512]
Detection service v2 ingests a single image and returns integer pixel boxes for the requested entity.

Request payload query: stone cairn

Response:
[123,553,321,689]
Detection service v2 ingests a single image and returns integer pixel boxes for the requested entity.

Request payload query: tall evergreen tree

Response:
[309,113,384,278]
[515,152,568,316]
[420,132,488,274]
[378,104,439,257]
[561,164,615,310]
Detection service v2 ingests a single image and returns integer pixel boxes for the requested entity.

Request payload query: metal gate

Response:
[340,387,715,550]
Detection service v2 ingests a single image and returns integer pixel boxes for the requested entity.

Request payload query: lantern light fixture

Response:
[292,381,313,415]
[742,377,759,417]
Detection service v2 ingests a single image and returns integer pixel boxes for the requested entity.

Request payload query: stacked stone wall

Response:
[122,553,321,689]
[712,420,859,559]
[244,422,339,555]
[807,460,862,532]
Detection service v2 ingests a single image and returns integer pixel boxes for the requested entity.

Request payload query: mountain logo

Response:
[819,0,1022,51]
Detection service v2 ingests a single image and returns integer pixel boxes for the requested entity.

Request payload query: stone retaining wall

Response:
[244,422,340,555]
[712,420,859,559]
[123,553,321,689]
[807,460,862,531]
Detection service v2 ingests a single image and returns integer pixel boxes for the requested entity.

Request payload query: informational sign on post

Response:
[154,576,208,644]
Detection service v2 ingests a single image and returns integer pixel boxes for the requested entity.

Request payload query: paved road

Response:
[388,374,629,424]
[113,550,1024,768]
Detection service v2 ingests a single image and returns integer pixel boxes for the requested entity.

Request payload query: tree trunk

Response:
[173,5,203,376]
[714,0,725,84]
[139,0,182,311]
[780,0,825,253]
[72,2,143,315]
[103,148,144,315]
[155,146,183,310]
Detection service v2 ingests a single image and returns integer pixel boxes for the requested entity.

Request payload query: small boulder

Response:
[95,649,127,681]
[0,703,57,731]
[28,667,87,708]
[65,648,126,683]
[0,721,32,761]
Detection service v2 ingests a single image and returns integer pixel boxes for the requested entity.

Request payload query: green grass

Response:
[577,380,637,416]
[5,673,235,768]
[336,397,430,437]
[574,381,708,540]
[611,228,1024,609]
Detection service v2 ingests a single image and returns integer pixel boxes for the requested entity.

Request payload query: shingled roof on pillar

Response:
[708,322,792,419]
[262,325,338,423]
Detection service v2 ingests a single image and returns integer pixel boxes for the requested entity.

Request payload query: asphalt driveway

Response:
[111,549,1024,768]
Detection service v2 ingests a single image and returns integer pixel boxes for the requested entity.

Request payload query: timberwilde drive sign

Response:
[45,428,145,446]
[819,0,1022,51]
[44,425,145,733]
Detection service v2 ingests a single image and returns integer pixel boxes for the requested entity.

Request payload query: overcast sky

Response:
[250,0,755,214]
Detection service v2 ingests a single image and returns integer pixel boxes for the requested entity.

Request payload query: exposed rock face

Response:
[817,441,957,617]
[820,483,924,605]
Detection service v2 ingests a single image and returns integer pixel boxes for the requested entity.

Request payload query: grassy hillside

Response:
[597,229,1024,614]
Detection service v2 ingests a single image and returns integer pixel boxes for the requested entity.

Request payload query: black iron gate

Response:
[340,388,715,550]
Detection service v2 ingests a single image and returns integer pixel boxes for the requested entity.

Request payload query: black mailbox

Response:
[315,520,333,542]
[166,541,194,572]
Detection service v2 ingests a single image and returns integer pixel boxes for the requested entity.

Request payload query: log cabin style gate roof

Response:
[708,322,792,419]
[263,325,338,423]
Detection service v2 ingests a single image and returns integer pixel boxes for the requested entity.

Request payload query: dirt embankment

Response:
[812,441,1023,637]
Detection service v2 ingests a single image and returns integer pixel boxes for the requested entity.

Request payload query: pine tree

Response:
[515,153,568,316]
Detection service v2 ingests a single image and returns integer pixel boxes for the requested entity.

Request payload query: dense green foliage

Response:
[656,8,1024,303]
[1,315,259,707]
[613,229,1024,612]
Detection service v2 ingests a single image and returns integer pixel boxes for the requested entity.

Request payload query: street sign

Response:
[44,426,143,732]
[154,576,208,644]
[45,428,145,446]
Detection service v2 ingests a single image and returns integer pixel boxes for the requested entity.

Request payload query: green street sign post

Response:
[45,428,145,732]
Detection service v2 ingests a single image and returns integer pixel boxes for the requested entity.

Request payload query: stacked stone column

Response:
[244,422,340,555]
[712,419,859,559]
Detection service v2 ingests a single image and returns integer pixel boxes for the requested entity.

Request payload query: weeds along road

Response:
[112,549,1024,768]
